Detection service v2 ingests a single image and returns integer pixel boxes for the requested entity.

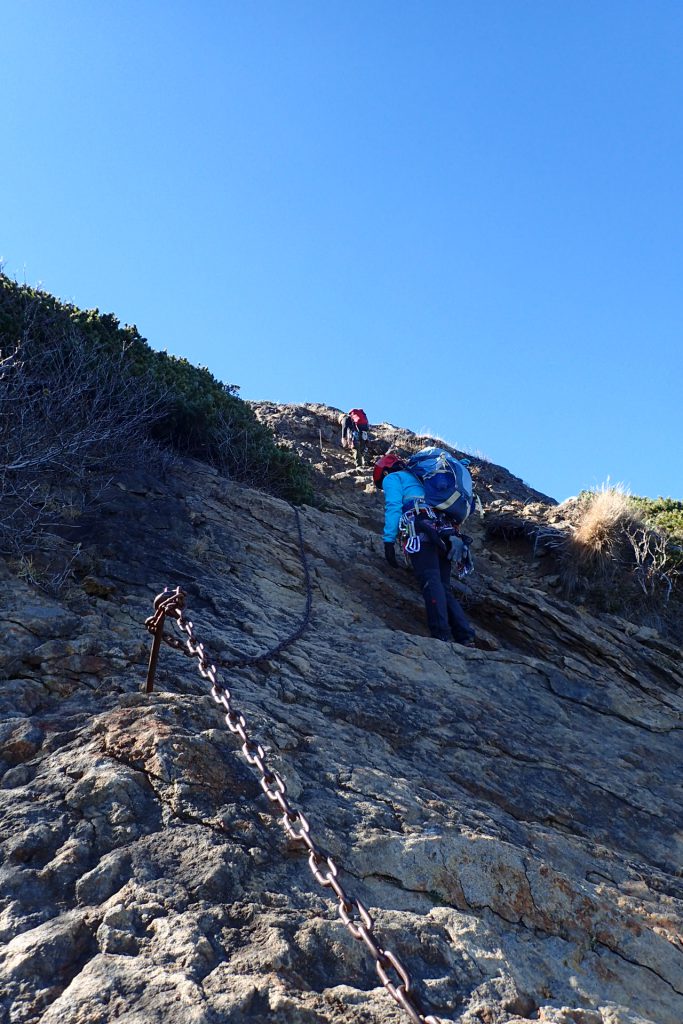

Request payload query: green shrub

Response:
[630,496,683,542]
[0,274,312,505]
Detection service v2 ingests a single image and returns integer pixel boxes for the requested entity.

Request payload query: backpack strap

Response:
[435,489,462,513]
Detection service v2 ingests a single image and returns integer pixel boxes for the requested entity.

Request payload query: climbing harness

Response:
[400,499,436,555]
[142,511,443,1024]
[399,502,474,577]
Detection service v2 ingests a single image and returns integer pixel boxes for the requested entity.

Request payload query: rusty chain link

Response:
[143,587,443,1024]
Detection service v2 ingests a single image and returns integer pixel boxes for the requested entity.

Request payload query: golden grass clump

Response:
[560,484,678,614]
[571,485,639,570]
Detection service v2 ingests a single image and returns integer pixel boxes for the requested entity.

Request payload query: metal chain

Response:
[143,588,443,1024]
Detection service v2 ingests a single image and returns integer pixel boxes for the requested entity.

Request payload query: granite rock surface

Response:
[1,404,681,1024]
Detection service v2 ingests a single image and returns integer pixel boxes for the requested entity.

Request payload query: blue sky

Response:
[2,1,681,502]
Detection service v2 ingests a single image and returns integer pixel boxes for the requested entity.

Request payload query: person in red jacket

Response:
[339,409,370,467]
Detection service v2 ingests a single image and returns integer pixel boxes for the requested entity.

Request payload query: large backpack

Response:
[349,408,369,429]
[406,446,475,524]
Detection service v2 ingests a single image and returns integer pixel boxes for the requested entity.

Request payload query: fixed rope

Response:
[143,593,443,1024]
[145,505,313,691]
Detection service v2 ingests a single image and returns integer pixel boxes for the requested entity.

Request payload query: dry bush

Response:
[207,406,314,500]
[627,523,678,603]
[562,485,678,610]
[570,486,637,570]
[0,328,163,572]
[2,274,314,509]
[485,511,566,556]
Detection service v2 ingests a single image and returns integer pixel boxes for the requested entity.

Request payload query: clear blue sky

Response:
[2,1,681,501]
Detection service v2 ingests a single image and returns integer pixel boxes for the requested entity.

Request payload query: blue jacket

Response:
[382,469,425,542]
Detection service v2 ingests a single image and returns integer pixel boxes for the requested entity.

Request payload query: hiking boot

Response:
[453,633,477,648]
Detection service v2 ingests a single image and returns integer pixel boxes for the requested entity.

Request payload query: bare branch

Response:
[0,324,165,562]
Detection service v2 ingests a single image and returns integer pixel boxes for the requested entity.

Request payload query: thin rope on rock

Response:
[144,505,313,686]
[220,504,313,670]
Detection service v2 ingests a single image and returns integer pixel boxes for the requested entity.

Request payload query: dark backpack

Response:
[406,446,475,524]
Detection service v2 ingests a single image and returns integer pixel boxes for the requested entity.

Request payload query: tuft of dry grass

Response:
[570,485,638,569]
[561,484,678,610]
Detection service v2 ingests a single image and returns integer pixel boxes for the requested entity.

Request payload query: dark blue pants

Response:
[409,536,474,643]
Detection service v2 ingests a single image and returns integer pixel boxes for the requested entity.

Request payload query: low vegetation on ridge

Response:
[629,495,683,540]
[486,483,681,640]
[567,486,680,604]
[0,274,313,579]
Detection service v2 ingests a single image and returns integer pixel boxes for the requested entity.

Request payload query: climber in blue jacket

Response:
[373,454,475,646]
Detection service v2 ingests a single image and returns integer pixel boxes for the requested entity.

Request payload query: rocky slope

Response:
[1,403,681,1024]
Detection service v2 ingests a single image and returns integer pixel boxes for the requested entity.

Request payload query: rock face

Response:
[1,403,681,1024]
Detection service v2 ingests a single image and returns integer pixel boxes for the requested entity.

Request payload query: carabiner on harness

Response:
[399,506,422,554]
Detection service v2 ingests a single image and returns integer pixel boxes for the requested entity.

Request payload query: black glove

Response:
[384,542,398,568]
